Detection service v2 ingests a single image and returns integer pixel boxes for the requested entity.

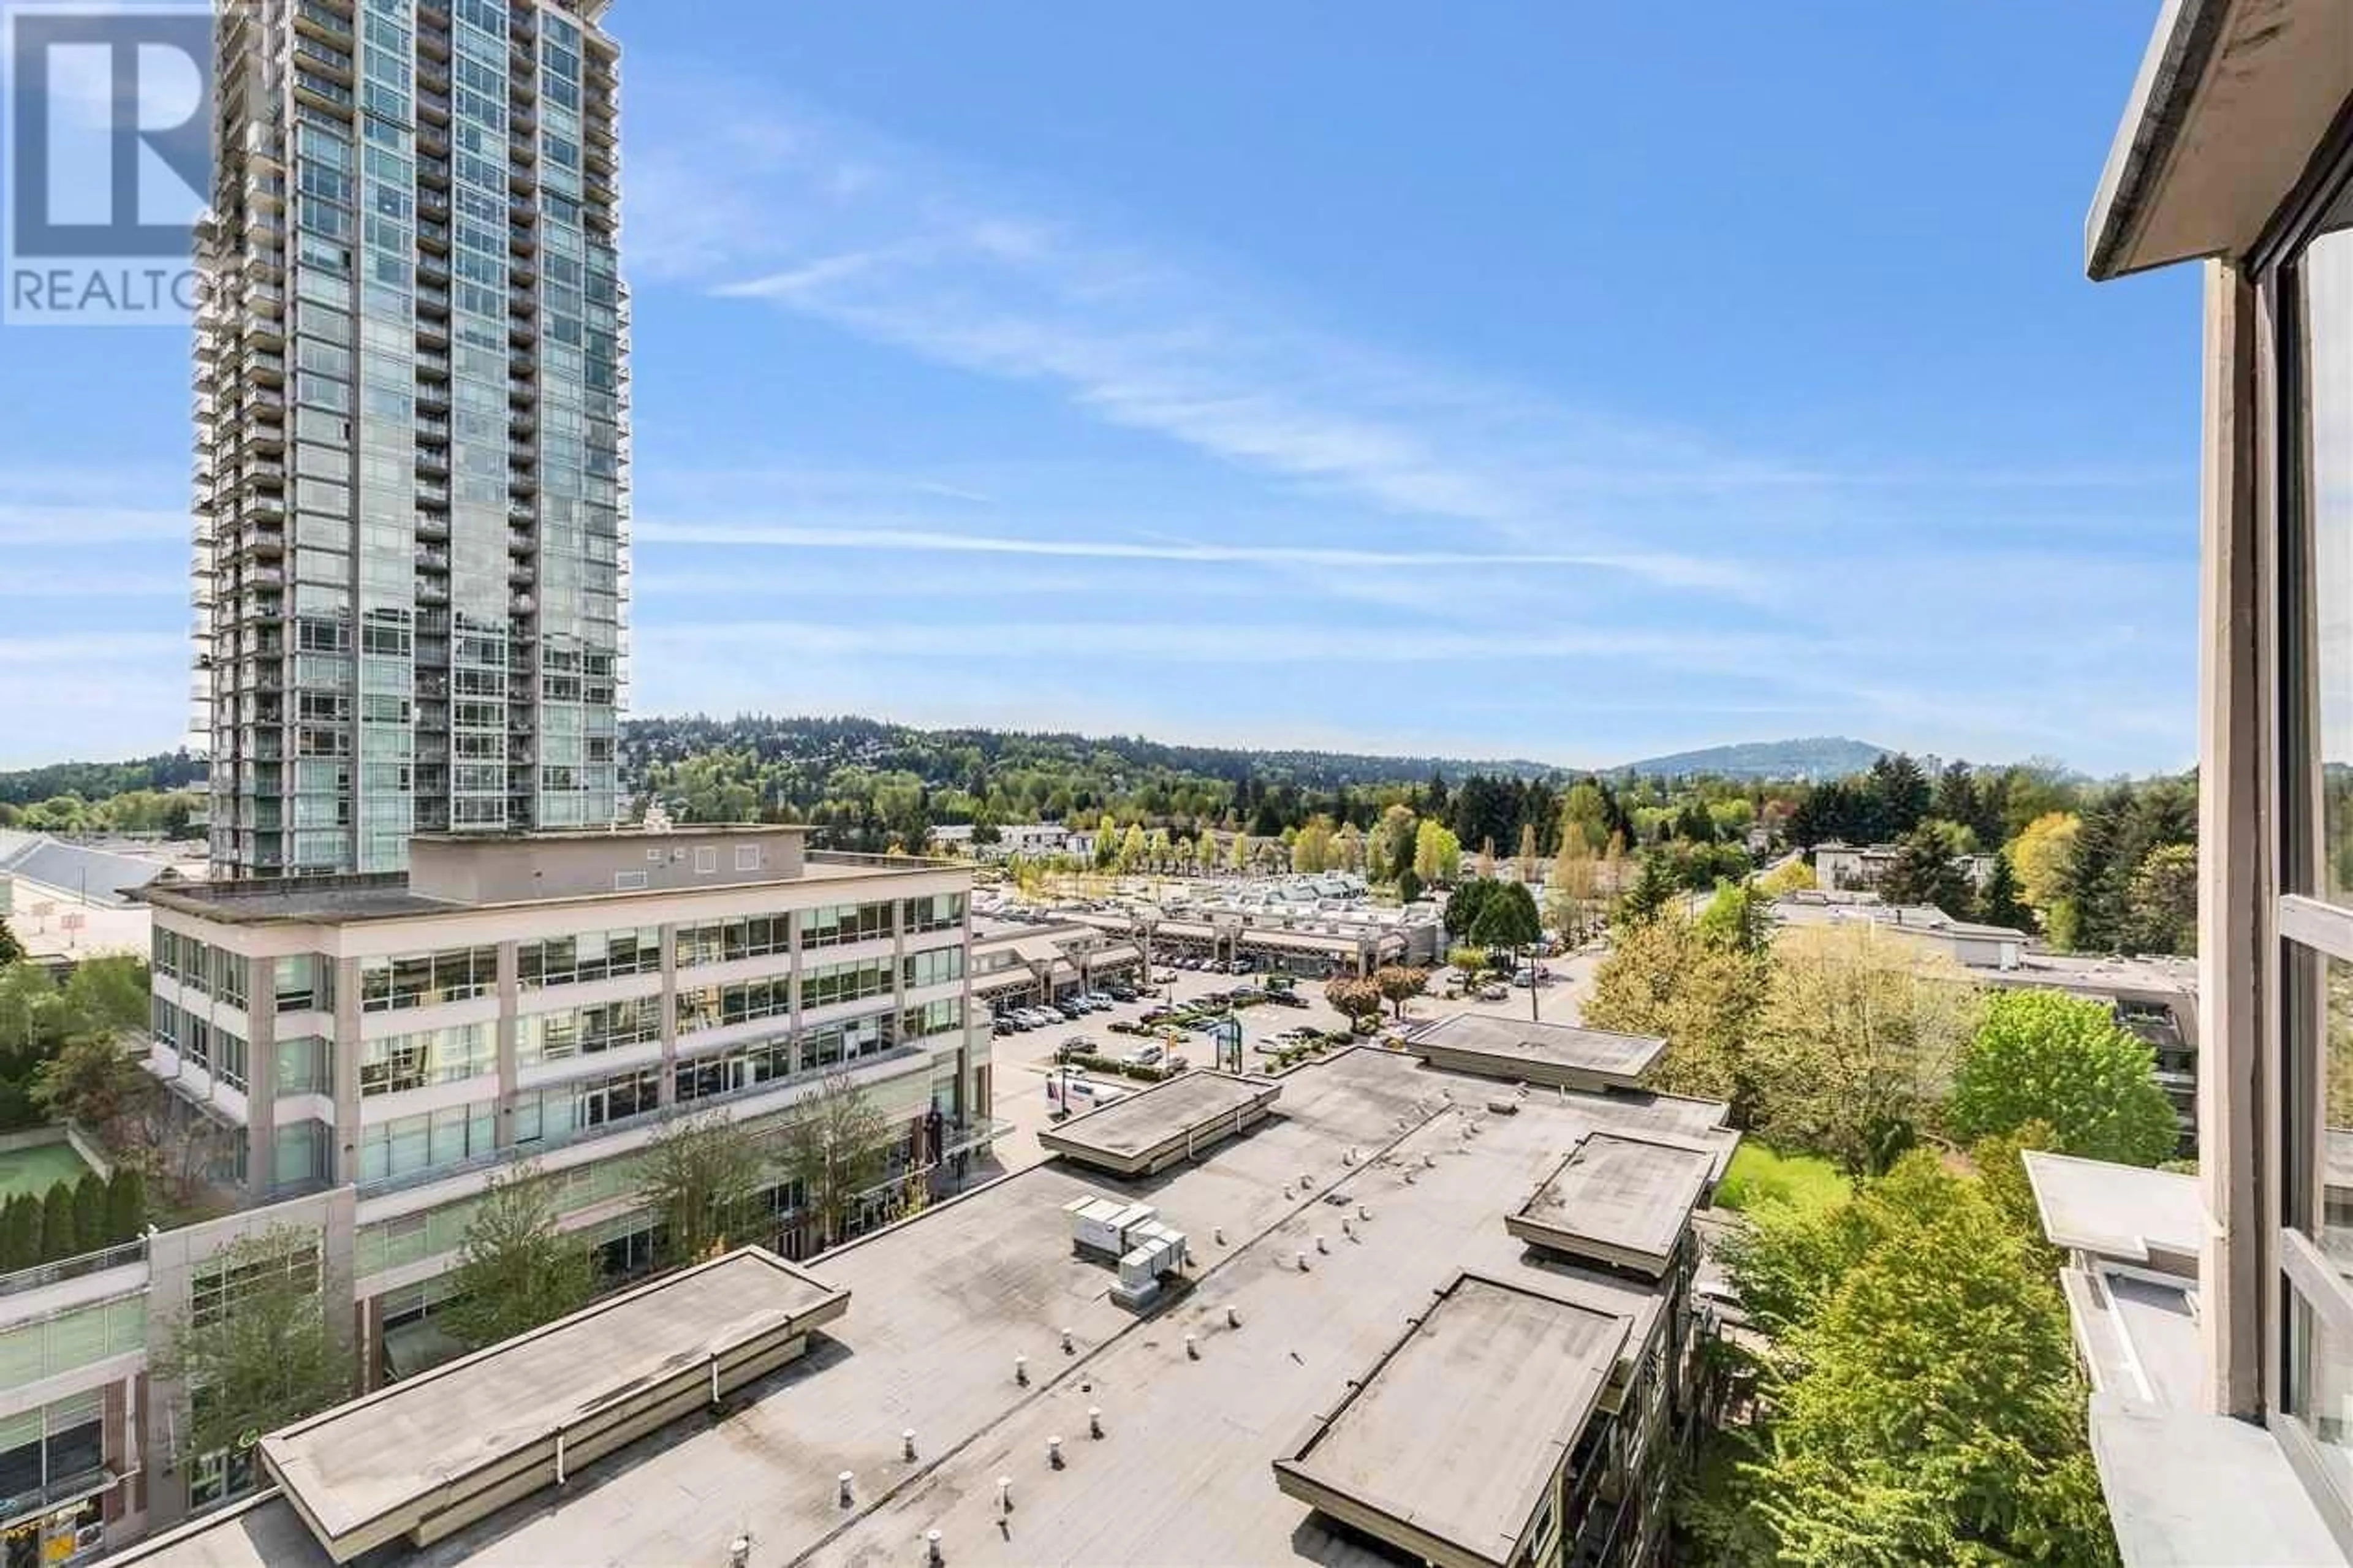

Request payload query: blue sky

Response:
[0,1,2200,774]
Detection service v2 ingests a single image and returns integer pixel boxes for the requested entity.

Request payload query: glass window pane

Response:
[2289,1286,2353,1516]
[2329,956,2353,1271]
[2303,219,2353,904]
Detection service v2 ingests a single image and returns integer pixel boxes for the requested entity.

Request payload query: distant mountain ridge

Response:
[1612,737,1890,781]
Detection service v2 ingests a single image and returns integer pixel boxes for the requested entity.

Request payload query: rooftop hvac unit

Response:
[1065,1196,1158,1260]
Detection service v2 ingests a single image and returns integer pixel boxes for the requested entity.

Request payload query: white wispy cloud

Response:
[631,520,1761,593]
[624,79,1890,592]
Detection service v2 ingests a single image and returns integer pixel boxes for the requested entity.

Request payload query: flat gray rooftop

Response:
[1035,1069,1279,1172]
[1408,1013,1665,1087]
[259,1250,844,1553]
[2025,1150,2202,1264]
[1275,1273,1627,1567]
[131,1048,1726,1568]
[1511,1132,1718,1274]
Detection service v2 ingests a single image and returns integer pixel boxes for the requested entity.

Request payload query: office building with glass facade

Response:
[0,828,993,1551]
[195,0,628,879]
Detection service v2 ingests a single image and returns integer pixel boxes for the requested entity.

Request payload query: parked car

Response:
[1127,1043,1165,1067]
[1058,1036,1099,1060]
[1107,985,1139,1004]
[992,1017,1018,1037]
[1477,984,1507,1002]
[1269,990,1309,1009]
[1511,971,1536,988]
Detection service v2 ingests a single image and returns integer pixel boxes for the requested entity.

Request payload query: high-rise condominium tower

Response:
[194,0,627,878]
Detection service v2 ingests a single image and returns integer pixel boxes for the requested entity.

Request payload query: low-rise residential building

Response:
[1770,894,2200,1152]
[1809,840,1997,895]
[115,1031,1730,1568]
[0,825,993,1551]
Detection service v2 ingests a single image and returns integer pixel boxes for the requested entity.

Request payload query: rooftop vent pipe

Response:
[838,1472,855,1509]
[903,1430,917,1462]
[1089,1406,1104,1439]
[1015,1354,1029,1387]
[998,1477,1015,1515]
[1048,1436,1064,1469]
[729,1534,752,1568]
[926,1529,944,1566]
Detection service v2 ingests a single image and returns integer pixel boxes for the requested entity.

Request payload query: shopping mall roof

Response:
[1273,1271,1629,1568]
[124,1047,1727,1568]
[1405,1013,1665,1090]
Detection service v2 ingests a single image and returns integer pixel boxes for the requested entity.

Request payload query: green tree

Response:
[1412,819,1463,884]
[39,1184,75,1262]
[1748,926,1980,1175]
[32,1034,154,1141]
[61,955,149,1037]
[1394,866,1423,904]
[1948,990,2179,1166]
[1444,877,1495,941]
[1978,851,2031,931]
[156,1228,351,1461]
[0,1195,34,1272]
[643,1112,767,1266]
[70,1173,105,1253]
[1970,1119,2063,1273]
[442,1161,598,1351]
[104,1167,144,1244]
[1730,1155,2116,1567]
[2126,841,2199,956]
[1615,854,1678,927]
[0,922,21,968]
[1755,857,1817,898]
[782,1073,892,1251]
[1468,881,1541,953]
[2010,811,2080,915]
[0,964,69,1059]
[1877,822,1972,918]
[1371,804,1419,882]
[1694,879,1771,955]
[1584,912,1768,1121]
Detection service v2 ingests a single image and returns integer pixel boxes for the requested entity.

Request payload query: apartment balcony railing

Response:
[0,1237,147,1303]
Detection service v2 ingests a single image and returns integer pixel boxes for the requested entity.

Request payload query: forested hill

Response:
[1615,737,1887,780]
[621,715,1559,795]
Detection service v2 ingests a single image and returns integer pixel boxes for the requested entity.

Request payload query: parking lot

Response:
[986,943,1604,1128]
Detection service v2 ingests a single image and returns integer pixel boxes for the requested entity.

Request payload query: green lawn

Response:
[0,1142,96,1202]
[1716,1143,1850,1215]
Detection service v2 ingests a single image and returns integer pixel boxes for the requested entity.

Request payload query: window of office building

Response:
[673,976,791,1036]
[511,1067,659,1147]
[0,1392,105,1508]
[273,954,329,1014]
[674,913,790,968]
[358,1104,496,1183]
[801,1010,892,1070]
[803,958,893,1012]
[900,998,963,1041]
[517,926,661,988]
[2270,145,2353,1532]
[903,946,964,990]
[358,944,499,1011]
[517,996,661,1062]
[801,900,892,949]
[276,1035,330,1096]
[673,1033,797,1105]
[902,892,965,934]
[359,1023,493,1095]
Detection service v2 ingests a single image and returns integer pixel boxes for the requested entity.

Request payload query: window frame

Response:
[2255,113,2353,1547]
